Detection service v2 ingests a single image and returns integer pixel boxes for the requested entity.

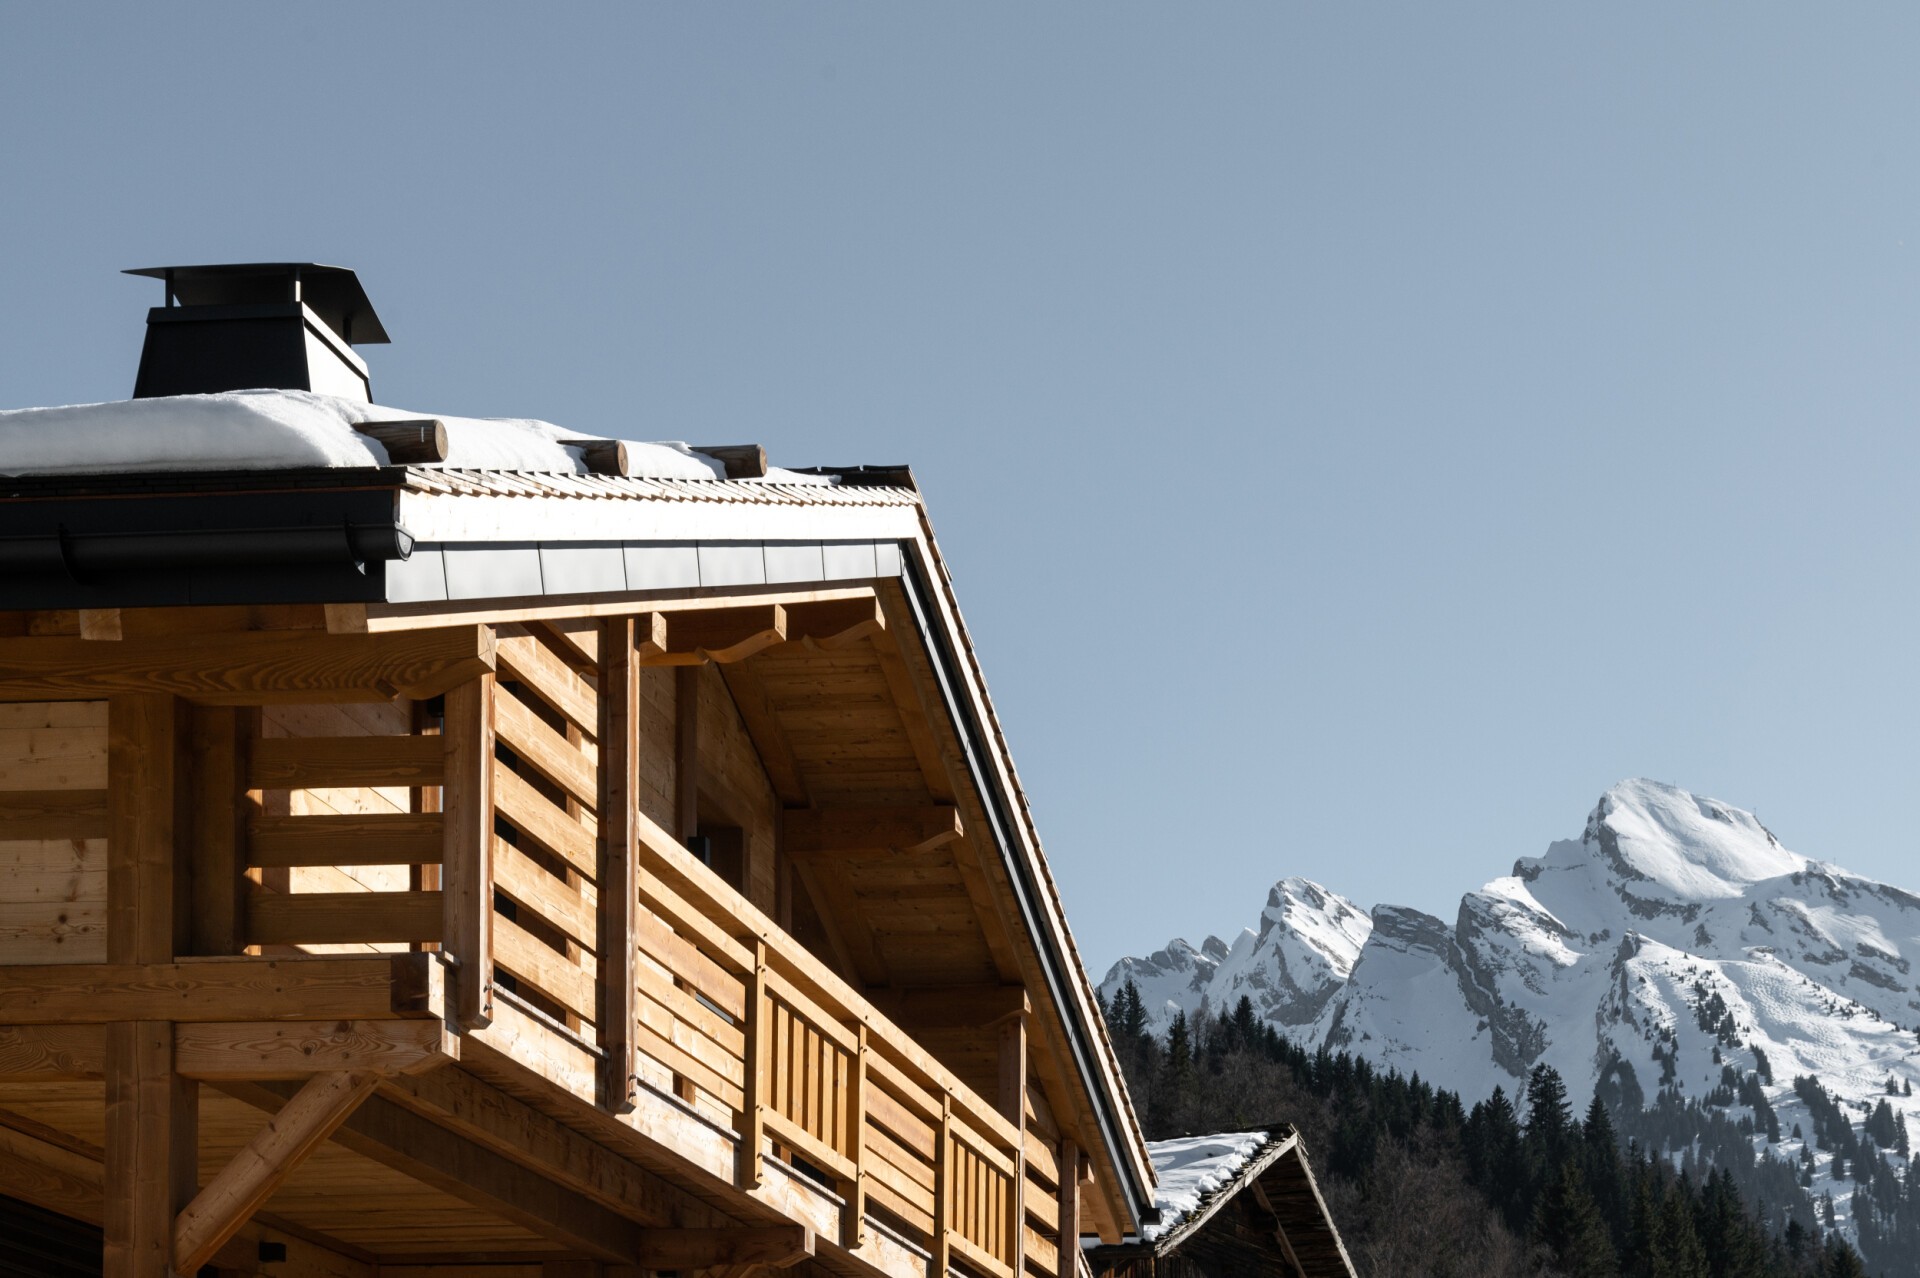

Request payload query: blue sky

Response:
[5,6,1918,972]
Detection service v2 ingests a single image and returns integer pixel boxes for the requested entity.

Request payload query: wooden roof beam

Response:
[717,659,809,806]
[641,605,786,667]
[0,626,495,703]
[783,805,963,856]
[760,596,886,656]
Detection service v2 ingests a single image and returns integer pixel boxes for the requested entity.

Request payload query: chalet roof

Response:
[0,386,1161,1230]
[1087,1127,1356,1278]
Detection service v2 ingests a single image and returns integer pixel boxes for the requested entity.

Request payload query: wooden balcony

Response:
[0,613,1077,1276]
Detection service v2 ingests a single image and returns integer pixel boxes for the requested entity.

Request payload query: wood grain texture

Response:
[174,1070,378,1274]
[0,627,496,704]
[245,892,444,947]
[645,605,788,668]
[0,789,109,839]
[173,1020,453,1079]
[104,1020,196,1278]
[597,615,639,1114]
[248,813,445,867]
[443,677,496,1029]
[249,735,446,790]
[0,956,429,1023]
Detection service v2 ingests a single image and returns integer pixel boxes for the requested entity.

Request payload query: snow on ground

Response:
[0,389,727,479]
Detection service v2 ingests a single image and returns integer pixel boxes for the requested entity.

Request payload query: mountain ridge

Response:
[1101,778,1920,1258]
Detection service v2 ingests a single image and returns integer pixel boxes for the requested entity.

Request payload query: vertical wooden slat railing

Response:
[629,807,1030,1278]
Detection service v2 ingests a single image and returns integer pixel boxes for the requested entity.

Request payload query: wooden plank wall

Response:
[0,701,109,964]
[256,702,420,956]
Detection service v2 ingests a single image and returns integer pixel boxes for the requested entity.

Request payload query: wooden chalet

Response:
[1084,1129,1354,1278]
[0,264,1158,1277]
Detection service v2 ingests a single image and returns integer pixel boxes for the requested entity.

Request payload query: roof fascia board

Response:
[893,533,1157,1228]
[395,488,922,544]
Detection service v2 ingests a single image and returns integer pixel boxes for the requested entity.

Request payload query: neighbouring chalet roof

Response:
[1086,1127,1356,1278]
[0,385,1159,1230]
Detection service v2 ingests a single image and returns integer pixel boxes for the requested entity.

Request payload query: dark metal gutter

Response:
[0,471,412,609]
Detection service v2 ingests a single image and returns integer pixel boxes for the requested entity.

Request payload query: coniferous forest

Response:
[1101,981,1874,1278]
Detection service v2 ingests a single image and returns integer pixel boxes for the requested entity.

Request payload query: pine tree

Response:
[1535,1161,1620,1278]
[1650,1181,1708,1278]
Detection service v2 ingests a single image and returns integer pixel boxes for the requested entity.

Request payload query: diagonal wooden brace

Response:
[172,1070,378,1275]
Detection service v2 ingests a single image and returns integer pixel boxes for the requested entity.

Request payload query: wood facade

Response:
[0,555,1150,1276]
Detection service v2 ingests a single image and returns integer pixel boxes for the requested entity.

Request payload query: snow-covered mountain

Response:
[1102,779,1920,1252]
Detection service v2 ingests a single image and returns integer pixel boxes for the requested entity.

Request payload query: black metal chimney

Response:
[125,263,389,402]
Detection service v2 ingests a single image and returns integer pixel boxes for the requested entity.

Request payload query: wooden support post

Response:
[109,696,189,965]
[1056,1138,1080,1278]
[740,940,769,1191]
[674,665,700,840]
[443,676,496,1029]
[104,1021,196,1278]
[106,694,196,1278]
[845,1024,868,1247]
[188,706,250,956]
[598,616,639,1114]
[932,1095,952,1278]
[999,1012,1026,1278]
[172,1071,378,1275]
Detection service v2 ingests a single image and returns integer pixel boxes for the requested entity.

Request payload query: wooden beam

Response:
[174,1020,455,1079]
[80,608,123,640]
[675,666,700,839]
[1001,1011,1027,1278]
[0,1013,453,1074]
[694,444,769,479]
[0,787,108,838]
[109,695,189,964]
[188,706,250,955]
[630,1226,812,1270]
[0,626,496,703]
[220,1080,652,1262]
[779,596,885,651]
[869,985,1029,1032]
[558,438,631,477]
[716,660,809,806]
[598,616,639,1114]
[0,1115,106,1223]
[444,675,496,1029]
[642,605,787,667]
[173,1071,379,1275]
[788,858,886,987]
[1057,1138,1081,1278]
[1249,1178,1312,1278]
[782,805,963,856]
[0,955,433,1023]
[380,1063,721,1229]
[0,1024,105,1079]
[354,418,450,463]
[105,1020,196,1278]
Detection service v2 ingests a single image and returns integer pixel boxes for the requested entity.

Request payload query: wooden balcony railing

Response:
[207,632,1067,1278]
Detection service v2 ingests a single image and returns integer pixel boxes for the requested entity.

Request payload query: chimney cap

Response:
[125,263,389,345]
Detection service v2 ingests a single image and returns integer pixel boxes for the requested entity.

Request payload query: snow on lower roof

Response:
[0,389,737,481]
[1133,1129,1275,1242]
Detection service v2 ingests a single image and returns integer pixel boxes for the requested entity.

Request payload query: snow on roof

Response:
[0,389,758,481]
[1134,1129,1275,1242]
